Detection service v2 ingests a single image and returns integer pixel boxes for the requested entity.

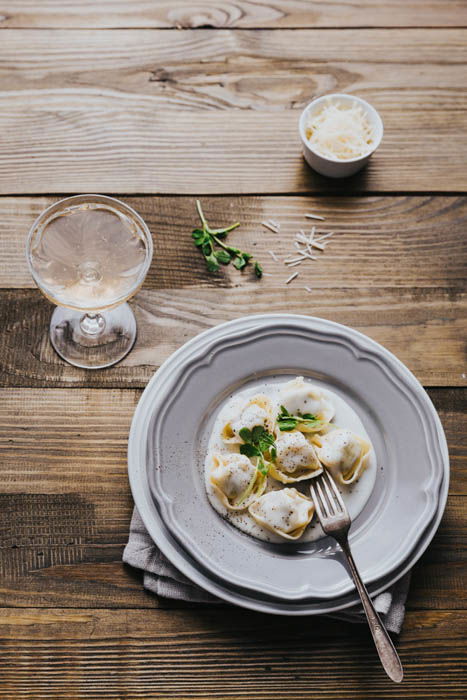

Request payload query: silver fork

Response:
[310,470,403,683]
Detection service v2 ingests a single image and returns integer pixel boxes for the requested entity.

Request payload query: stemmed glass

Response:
[26,194,153,369]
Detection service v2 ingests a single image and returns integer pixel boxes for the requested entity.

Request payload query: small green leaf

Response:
[233,256,246,270]
[239,427,252,442]
[258,438,270,453]
[277,418,297,431]
[301,412,318,421]
[251,426,265,443]
[258,433,275,452]
[202,240,212,257]
[270,446,277,460]
[240,443,260,458]
[276,405,321,431]
[205,254,219,273]
[254,261,263,278]
[215,250,231,264]
[192,232,207,247]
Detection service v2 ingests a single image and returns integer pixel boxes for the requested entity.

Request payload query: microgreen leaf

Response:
[192,228,206,240]
[205,254,219,273]
[239,427,252,443]
[192,200,263,278]
[276,405,322,431]
[251,426,266,443]
[240,443,261,458]
[215,250,231,264]
[238,425,276,475]
[202,241,212,257]
[277,419,297,431]
[233,256,246,270]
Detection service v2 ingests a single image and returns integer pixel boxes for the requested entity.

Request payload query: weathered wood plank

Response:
[2,29,466,103]
[0,387,464,608]
[3,193,466,387]
[1,1,466,29]
[0,29,466,193]
[2,195,466,290]
[2,102,464,194]
[1,287,465,387]
[0,609,465,698]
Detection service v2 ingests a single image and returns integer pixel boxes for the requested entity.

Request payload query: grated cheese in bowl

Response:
[305,99,374,161]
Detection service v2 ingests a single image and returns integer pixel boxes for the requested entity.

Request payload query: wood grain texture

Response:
[2,28,466,102]
[0,8,465,697]
[0,29,466,193]
[2,195,467,290]
[2,196,467,390]
[1,287,465,388]
[1,1,466,28]
[0,387,464,608]
[0,609,465,698]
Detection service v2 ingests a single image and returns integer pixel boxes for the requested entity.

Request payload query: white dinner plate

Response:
[128,315,449,606]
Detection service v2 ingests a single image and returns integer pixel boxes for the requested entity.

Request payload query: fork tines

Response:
[310,470,348,524]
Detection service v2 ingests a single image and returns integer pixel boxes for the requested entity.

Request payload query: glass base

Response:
[50,303,137,369]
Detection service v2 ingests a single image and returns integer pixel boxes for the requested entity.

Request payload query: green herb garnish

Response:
[277,405,322,432]
[192,200,263,277]
[238,425,275,475]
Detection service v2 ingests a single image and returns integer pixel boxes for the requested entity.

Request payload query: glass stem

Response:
[80,313,106,336]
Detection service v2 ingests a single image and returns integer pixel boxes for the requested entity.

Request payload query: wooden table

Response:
[0,2,466,698]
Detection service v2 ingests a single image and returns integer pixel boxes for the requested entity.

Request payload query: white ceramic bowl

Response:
[299,93,384,178]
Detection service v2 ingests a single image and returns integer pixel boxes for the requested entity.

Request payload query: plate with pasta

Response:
[128,314,448,605]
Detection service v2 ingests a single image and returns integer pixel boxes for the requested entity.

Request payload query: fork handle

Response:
[338,537,404,683]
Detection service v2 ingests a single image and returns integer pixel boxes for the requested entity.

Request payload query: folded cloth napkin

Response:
[123,508,410,633]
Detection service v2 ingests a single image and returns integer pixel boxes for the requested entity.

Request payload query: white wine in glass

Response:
[27,194,153,369]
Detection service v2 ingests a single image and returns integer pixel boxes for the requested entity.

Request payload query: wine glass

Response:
[26,194,153,369]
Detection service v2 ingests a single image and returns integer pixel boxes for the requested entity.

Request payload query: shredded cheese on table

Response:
[305,100,374,161]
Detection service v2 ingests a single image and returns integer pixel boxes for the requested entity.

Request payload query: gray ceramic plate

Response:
[128,315,449,609]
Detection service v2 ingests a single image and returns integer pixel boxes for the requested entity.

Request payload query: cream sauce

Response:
[204,378,377,543]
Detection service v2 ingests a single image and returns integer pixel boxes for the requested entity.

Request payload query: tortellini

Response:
[314,428,370,484]
[278,377,335,428]
[269,431,322,483]
[206,377,375,543]
[210,453,266,510]
[249,488,314,540]
[221,394,275,444]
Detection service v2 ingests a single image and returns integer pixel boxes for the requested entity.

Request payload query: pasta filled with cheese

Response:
[278,377,334,430]
[314,428,370,484]
[210,453,266,511]
[269,431,322,483]
[221,394,275,444]
[249,488,314,540]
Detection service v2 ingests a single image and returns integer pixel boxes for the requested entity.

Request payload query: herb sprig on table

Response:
[239,425,276,475]
[192,200,263,278]
[277,405,321,432]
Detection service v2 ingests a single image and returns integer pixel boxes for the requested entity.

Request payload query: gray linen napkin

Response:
[123,508,410,633]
